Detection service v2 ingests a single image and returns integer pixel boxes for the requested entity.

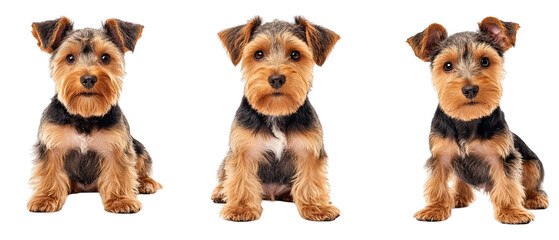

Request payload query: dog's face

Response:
[219,16,339,116]
[32,17,143,118]
[408,17,519,121]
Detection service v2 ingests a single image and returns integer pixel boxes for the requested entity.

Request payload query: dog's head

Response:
[408,17,519,121]
[219,16,339,116]
[32,17,143,117]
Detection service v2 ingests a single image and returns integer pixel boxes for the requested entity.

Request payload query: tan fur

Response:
[414,135,457,221]
[289,130,339,221]
[406,23,447,62]
[432,43,504,121]
[465,132,513,159]
[522,160,549,209]
[220,125,265,221]
[28,148,70,212]
[50,36,124,117]
[241,33,314,116]
[479,17,520,51]
[486,153,533,224]
[453,176,474,208]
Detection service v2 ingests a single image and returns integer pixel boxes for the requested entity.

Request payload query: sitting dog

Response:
[408,17,548,224]
[211,16,340,221]
[28,17,161,213]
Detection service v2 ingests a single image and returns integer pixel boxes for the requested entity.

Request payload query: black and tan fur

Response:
[408,17,548,224]
[28,17,161,213]
[211,16,340,221]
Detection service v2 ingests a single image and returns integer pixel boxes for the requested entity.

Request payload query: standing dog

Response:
[28,17,161,213]
[408,17,548,224]
[211,16,340,221]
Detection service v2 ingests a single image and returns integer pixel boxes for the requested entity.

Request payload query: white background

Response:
[0,0,557,239]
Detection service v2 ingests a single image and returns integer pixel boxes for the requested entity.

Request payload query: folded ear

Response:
[294,16,340,66]
[31,17,73,53]
[479,17,520,52]
[103,19,144,53]
[407,23,447,62]
[218,16,262,66]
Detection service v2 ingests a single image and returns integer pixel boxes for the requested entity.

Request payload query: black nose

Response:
[80,75,97,89]
[462,85,479,99]
[268,75,286,89]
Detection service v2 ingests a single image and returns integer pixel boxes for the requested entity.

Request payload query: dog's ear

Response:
[294,16,340,66]
[104,19,144,53]
[32,17,73,53]
[479,17,519,52]
[218,16,262,66]
[407,24,447,62]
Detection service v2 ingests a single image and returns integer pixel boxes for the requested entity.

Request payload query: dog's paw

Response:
[524,194,549,210]
[298,204,340,221]
[211,185,226,203]
[28,195,64,212]
[104,197,142,213]
[454,195,474,208]
[138,177,162,194]
[414,205,451,222]
[220,204,262,222]
[496,207,534,224]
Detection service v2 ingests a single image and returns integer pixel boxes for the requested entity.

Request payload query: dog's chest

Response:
[46,125,114,155]
[452,140,500,189]
[267,123,287,159]
[61,129,106,184]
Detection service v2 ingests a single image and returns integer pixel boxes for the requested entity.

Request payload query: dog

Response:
[28,17,161,213]
[211,16,340,221]
[407,17,548,224]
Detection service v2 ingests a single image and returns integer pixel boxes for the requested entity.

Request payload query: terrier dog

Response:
[28,17,161,213]
[408,17,548,224]
[211,16,340,221]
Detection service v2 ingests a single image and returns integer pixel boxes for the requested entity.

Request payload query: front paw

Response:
[496,207,534,224]
[298,204,340,221]
[104,197,142,213]
[414,205,451,222]
[220,204,262,222]
[28,195,64,212]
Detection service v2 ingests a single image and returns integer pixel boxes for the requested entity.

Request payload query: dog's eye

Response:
[443,62,453,72]
[290,51,301,61]
[101,54,111,64]
[254,50,264,60]
[480,57,490,67]
[66,54,75,64]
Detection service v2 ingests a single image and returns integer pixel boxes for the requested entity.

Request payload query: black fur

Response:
[64,150,100,184]
[42,96,122,134]
[258,151,296,184]
[451,155,492,188]
[431,105,507,141]
[235,97,319,135]
[32,18,73,51]
[103,19,143,52]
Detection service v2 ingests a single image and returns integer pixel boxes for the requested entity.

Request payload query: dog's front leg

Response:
[220,126,263,221]
[290,130,340,221]
[95,129,141,214]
